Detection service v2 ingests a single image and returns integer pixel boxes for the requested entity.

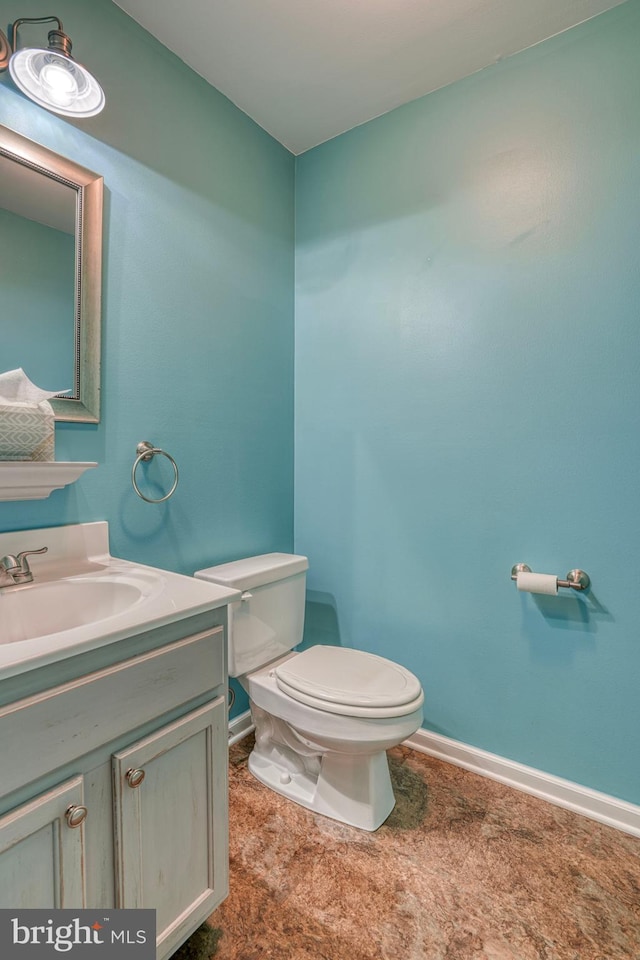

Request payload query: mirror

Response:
[0,124,103,422]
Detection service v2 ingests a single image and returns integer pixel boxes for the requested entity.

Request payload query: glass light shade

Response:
[9,47,105,117]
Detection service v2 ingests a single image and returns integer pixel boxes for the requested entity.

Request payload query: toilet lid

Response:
[274,645,422,710]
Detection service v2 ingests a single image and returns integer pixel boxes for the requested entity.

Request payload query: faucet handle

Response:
[13,547,48,582]
[16,547,48,566]
[16,547,48,574]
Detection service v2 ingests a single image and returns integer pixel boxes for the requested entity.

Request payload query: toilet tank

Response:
[195,553,308,677]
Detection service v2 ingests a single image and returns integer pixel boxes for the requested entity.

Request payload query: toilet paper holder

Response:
[511,564,590,591]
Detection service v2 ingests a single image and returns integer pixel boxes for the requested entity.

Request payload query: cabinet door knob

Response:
[125,767,146,788]
[65,804,88,828]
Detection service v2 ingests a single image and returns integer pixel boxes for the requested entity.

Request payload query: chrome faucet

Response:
[0,547,48,587]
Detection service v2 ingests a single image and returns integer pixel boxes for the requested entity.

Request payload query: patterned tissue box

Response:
[0,401,55,461]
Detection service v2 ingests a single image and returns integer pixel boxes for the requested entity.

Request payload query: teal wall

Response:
[295,1,640,804]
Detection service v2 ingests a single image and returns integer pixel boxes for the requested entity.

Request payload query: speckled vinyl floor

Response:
[204,735,640,960]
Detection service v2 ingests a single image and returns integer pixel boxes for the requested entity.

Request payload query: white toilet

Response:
[195,553,424,831]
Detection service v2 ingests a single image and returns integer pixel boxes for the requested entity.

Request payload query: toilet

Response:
[195,553,424,831]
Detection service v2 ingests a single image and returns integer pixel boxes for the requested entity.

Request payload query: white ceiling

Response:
[113,0,627,155]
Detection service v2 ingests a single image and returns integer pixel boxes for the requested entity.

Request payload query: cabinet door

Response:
[0,776,86,908]
[113,698,228,959]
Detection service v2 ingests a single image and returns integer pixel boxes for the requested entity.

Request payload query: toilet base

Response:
[248,706,396,831]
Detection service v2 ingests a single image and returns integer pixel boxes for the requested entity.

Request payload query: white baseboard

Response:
[229,709,255,746]
[406,728,640,839]
[228,712,640,838]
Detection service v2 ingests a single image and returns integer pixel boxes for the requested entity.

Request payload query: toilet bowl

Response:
[195,554,424,831]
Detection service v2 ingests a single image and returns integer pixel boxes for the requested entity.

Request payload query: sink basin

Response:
[0,577,148,645]
[0,521,242,680]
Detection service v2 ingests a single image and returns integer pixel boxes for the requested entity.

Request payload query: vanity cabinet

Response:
[0,616,229,960]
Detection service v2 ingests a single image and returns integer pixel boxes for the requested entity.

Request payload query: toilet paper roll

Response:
[516,571,558,596]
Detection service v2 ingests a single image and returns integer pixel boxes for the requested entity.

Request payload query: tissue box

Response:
[0,401,55,461]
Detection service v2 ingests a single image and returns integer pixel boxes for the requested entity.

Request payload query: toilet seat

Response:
[274,645,424,719]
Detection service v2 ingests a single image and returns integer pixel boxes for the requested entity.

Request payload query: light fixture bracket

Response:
[0,27,10,70]
[10,15,64,49]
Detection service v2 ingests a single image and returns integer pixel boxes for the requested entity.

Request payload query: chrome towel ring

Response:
[132,441,179,503]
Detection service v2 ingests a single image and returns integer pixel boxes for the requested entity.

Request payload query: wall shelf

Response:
[0,462,98,501]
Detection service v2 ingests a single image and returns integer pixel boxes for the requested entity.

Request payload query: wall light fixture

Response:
[0,16,105,117]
